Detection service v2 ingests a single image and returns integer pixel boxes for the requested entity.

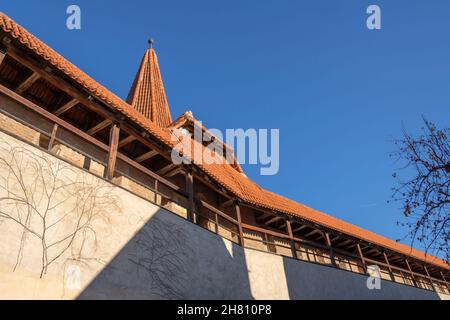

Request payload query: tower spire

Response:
[126,41,172,127]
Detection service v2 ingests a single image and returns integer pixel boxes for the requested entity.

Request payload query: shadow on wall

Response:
[78,209,254,300]
[282,256,440,300]
[76,202,441,300]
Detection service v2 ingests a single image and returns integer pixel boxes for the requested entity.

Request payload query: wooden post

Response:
[185,167,195,222]
[154,180,159,204]
[264,233,270,252]
[423,265,436,292]
[235,201,244,246]
[383,252,396,282]
[214,213,219,234]
[47,123,58,151]
[440,271,450,292]
[356,243,367,273]
[405,259,418,287]
[325,232,337,267]
[285,219,298,259]
[105,122,120,180]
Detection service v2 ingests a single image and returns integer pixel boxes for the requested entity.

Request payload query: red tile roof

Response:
[170,111,244,174]
[0,12,448,269]
[126,48,173,127]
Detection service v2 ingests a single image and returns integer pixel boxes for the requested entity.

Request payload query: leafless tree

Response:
[391,117,449,261]
[0,138,118,278]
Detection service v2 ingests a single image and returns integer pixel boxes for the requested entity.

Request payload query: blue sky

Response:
[2,1,449,253]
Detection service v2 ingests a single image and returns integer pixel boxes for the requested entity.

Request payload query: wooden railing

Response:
[194,199,241,244]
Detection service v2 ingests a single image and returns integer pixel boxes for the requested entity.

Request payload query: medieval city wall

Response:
[0,123,447,300]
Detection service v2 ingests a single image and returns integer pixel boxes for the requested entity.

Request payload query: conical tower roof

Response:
[126,45,172,127]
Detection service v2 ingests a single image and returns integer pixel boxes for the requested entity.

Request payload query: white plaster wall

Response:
[0,131,445,300]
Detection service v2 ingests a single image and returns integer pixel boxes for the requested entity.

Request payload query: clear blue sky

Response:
[2,1,449,253]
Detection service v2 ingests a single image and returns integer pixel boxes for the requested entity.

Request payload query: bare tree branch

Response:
[0,137,119,278]
[391,116,449,262]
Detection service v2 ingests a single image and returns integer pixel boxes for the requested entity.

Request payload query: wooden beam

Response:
[47,123,58,151]
[387,255,404,263]
[165,166,183,178]
[440,271,450,292]
[105,123,120,180]
[440,271,448,283]
[192,170,233,200]
[87,119,111,136]
[409,260,423,269]
[185,168,195,222]
[15,71,40,94]
[423,265,436,292]
[405,259,418,287]
[157,163,177,176]
[265,216,282,225]
[285,219,297,258]
[118,135,136,148]
[331,235,340,242]
[365,247,381,256]
[325,232,337,267]
[357,243,367,273]
[336,239,353,248]
[54,98,78,116]
[293,225,307,233]
[256,211,274,222]
[304,229,320,238]
[277,221,287,230]
[135,150,158,163]
[383,252,396,282]
[344,243,357,250]
[220,198,235,208]
[235,202,244,246]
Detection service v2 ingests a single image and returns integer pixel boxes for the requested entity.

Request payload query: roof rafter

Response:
[54,98,78,116]
[15,71,40,94]
[135,150,158,163]
[87,119,111,135]
[118,135,136,148]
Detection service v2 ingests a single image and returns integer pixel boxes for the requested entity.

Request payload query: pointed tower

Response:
[126,40,173,127]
